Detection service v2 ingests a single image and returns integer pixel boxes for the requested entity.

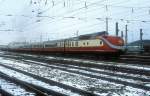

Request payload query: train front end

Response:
[98,35,125,55]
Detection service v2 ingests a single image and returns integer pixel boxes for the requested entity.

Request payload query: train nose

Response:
[118,40,124,46]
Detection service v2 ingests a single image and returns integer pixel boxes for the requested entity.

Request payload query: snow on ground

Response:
[16,59,150,86]
[0,52,150,96]
[43,55,150,71]
[0,57,149,96]
[0,66,79,96]
[2,51,150,71]
[0,77,35,96]
[0,57,31,68]
[22,58,150,81]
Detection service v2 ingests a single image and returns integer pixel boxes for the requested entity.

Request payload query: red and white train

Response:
[6,32,125,56]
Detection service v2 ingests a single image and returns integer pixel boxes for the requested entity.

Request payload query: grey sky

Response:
[0,0,150,44]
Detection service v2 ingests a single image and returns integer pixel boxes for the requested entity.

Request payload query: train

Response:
[5,31,125,56]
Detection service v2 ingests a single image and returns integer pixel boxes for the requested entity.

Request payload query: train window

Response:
[87,42,89,45]
[70,42,72,47]
[100,41,103,45]
[40,44,43,48]
[45,45,51,47]
[62,42,64,47]
[75,41,78,47]
[68,41,69,47]
[72,42,74,47]
[83,42,85,45]
[45,43,57,47]
[34,45,39,48]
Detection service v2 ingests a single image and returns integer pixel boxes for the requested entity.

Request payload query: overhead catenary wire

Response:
[21,0,108,30]
[21,0,150,29]
[1,0,150,43]
[22,11,150,32]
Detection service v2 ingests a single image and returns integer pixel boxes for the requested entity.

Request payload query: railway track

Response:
[1,57,150,91]
[1,53,150,76]
[2,51,150,96]
[0,87,13,96]
[1,52,150,77]
[0,66,78,96]
[119,54,150,65]
[2,51,150,65]
[0,72,49,96]
[24,60,150,82]
[0,63,98,96]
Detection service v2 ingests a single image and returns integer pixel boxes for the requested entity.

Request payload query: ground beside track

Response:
[0,51,150,96]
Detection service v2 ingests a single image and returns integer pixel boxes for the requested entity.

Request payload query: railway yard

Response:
[0,0,150,96]
[0,51,149,96]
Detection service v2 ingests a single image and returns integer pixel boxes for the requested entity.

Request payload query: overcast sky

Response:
[0,0,150,45]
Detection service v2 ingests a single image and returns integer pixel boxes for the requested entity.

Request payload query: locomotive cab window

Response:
[100,41,103,45]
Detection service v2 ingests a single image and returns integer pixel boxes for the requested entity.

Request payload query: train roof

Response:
[78,31,107,40]
[66,31,108,40]
[8,31,108,45]
[43,31,108,43]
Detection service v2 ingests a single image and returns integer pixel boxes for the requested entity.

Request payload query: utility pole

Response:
[125,25,128,46]
[76,30,79,47]
[115,22,119,36]
[140,29,143,50]
[105,17,109,35]
[121,31,124,38]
